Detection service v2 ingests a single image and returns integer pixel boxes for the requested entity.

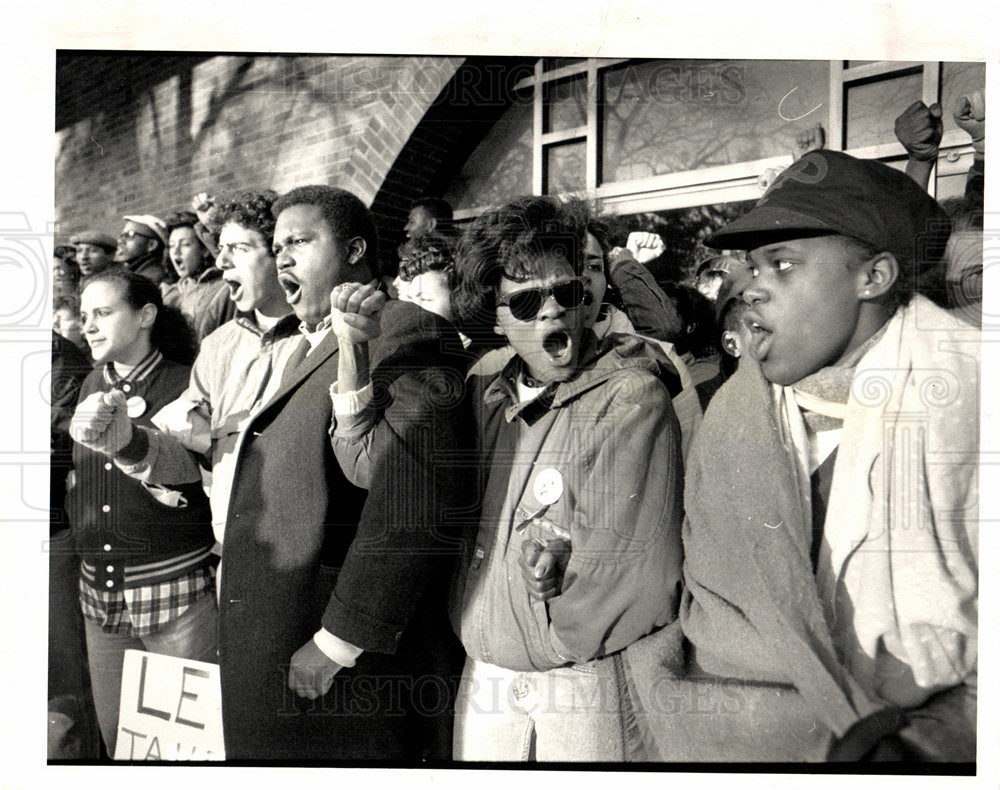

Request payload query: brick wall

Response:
[55,54,463,249]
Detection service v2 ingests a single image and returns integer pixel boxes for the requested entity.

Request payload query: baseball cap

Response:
[123,214,168,246]
[705,150,951,268]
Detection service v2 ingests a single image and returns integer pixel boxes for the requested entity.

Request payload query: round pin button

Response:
[126,396,147,418]
[533,468,564,506]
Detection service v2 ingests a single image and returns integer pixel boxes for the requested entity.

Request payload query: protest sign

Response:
[114,649,225,761]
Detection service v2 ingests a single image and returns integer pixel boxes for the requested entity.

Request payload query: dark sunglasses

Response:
[118,230,157,242]
[497,277,587,322]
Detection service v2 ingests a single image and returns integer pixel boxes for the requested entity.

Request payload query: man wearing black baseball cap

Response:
[626,150,978,763]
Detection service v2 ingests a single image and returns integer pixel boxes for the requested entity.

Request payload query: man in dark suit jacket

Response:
[218,185,471,761]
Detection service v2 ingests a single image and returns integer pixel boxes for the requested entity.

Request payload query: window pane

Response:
[544,76,587,133]
[844,70,922,149]
[940,61,986,135]
[936,169,971,202]
[600,60,830,183]
[545,140,586,194]
[444,92,533,211]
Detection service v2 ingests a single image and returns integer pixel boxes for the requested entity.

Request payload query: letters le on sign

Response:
[114,649,225,761]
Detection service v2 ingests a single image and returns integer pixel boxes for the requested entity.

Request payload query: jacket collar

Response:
[261,330,339,410]
[195,266,223,284]
[234,311,299,342]
[122,249,164,275]
[483,333,664,423]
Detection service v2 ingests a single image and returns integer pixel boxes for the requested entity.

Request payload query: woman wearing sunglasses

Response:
[443,196,683,761]
[328,196,684,761]
[463,208,702,461]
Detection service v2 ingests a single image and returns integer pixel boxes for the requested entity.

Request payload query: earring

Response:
[864,289,871,296]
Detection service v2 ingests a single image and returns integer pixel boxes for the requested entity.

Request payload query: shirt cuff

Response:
[329,380,374,416]
[606,247,636,273]
[312,628,363,668]
[114,426,151,466]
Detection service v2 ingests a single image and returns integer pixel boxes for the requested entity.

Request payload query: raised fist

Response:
[330,281,387,346]
[894,101,943,162]
[626,231,666,265]
[794,122,826,160]
[954,90,985,152]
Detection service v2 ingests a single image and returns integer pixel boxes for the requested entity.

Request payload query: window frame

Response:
[451,57,979,221]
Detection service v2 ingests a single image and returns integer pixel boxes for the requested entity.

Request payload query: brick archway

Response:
[368,56,536,274]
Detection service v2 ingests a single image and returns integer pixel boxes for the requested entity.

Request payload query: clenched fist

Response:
[894,101,943,162]
[519,538,571,602]
[626,232,666,265]
[69,389,133,456]
[330,280,387,346]
[954,91,985,153]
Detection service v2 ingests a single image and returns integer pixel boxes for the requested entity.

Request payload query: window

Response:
[448,58,983,219]
[844,68,924,149]
[600,60,829,182]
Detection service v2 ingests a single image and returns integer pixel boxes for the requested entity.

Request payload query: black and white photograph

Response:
[2,3,997,787]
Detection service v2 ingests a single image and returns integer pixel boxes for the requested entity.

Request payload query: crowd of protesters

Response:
[48,90,984,764]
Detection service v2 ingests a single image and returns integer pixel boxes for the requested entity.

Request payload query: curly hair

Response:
[452,196,591,345]
[218,189,279,247]
[272,185,379,273]
[397,232,456,284]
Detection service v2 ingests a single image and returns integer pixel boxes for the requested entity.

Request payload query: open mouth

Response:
[542,329,572,362]
[278,274,301,303]
[744,314,773,361]
[223,277,243,303]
